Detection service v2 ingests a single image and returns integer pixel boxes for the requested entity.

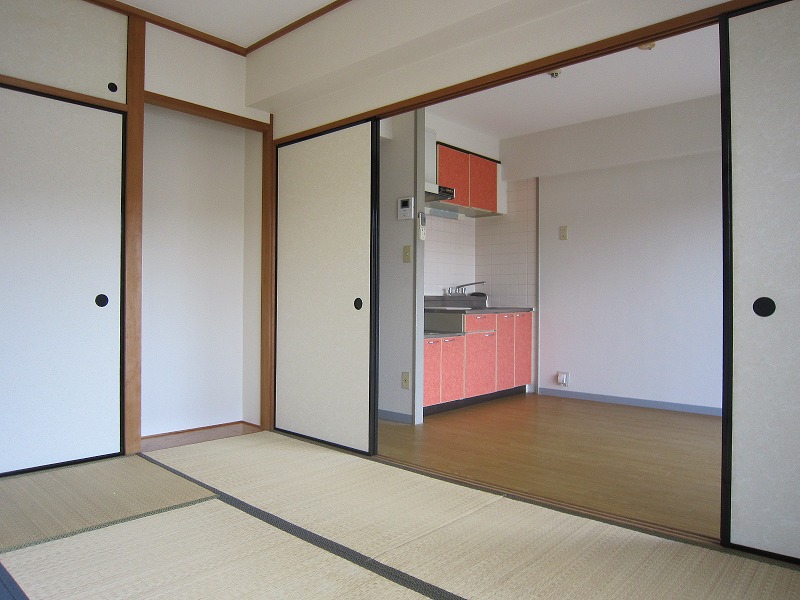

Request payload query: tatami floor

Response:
[378,393,722,541]
[3,430,798,600]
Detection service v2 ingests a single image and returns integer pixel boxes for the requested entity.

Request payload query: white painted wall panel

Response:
[145,24,270,123]
[378,112,417,421]
[142,106,251,435]
[539,151,723,410]
[0,0,127,102]
[276,123,373,452]
[728,0,800,560]
[0,88,122,473]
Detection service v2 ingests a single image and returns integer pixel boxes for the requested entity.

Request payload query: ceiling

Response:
[119,2,720,141]
[120,0,337,47]
[426,25,721,141]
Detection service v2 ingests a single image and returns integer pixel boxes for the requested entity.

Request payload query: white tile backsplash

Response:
[424,177,538,308]
[423,214,476,295]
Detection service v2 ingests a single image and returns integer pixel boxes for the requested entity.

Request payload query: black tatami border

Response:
[139,453,466,600]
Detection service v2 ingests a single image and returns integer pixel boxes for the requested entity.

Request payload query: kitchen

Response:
[377,25,724,539]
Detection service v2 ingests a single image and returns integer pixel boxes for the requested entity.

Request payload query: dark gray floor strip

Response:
[0,562,28,600]
[140,453,466,600]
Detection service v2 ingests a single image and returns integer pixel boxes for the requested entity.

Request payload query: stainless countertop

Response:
[424,307,534,314]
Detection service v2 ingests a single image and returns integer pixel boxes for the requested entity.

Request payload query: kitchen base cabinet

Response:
[465,331,497,397]
[514,311,533,386]
[441,336,465,402]
[423,338,442,407]
[496,313,515,390]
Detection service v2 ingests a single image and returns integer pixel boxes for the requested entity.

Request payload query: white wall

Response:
[242,130,263,425]
[145,23,270,123]
[501,96,723,180]
[142,105,261,435]
[378,112,418,421]
[538,150,722,411]
[246,0,726,138]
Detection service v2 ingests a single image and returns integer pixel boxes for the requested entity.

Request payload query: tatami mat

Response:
[147,431,800,600]
[378,497,800,600]
[147,432,502,557]
[0,455,213,553]
[0,500,427,600]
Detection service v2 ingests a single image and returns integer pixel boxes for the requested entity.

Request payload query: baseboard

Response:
[377,409,415,424]
[538,388,723,416]
[424,387,526,416]
[141,421,263,440]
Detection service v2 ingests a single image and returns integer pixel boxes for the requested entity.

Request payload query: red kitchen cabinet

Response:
[440,336,465,402]
[437,144,470,207]
[465,331,496,397]
[464,313,496,333]
[423,338,442,407]
[469,154,498,212]
[496,313,515,390]
[514,311,533,386]
[437,143,499,213]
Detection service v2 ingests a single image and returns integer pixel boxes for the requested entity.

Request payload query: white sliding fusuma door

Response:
[275,122,376,453]
[725,0,800,560]
[0,87,123,474]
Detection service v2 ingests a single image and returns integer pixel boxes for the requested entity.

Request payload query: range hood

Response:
[424,181,455,201]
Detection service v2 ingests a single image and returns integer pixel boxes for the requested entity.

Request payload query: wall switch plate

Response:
[401,372,410,389]
[403,245,411,263]
[559,226,568,240]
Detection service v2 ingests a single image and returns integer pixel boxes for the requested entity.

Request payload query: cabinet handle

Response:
[427,340,439,344]
[484,333,494,337]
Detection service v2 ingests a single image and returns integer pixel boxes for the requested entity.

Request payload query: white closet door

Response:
[727,0,800,559]
[0,87,122,474]
[276,122,375,453]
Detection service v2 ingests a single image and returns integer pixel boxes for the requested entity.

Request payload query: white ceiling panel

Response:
[122,0,337,47]
[427,26,721,140]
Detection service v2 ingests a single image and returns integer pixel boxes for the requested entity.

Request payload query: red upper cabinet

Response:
[437,144,470,207]
[437,143,499,213]
[514,312,533,386]
[469,154,498,212]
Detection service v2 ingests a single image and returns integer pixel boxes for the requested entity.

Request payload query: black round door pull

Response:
[95,294,109,307]
[753,297,776,317]
[354,298,363,310]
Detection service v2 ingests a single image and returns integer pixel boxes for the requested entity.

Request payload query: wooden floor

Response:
[377,393,721,541]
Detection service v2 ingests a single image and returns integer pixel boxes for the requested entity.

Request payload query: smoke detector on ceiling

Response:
[638,41,656,50]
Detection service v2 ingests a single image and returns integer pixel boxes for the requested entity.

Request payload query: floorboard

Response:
[377,393,721,540]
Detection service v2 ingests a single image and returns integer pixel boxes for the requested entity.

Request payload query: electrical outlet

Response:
[401,372,410,389]
[403,245,411,263]
[557,371,569,387]
[559,226,568,240]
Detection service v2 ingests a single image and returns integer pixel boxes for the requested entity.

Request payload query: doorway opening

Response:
[377,25,723,541]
